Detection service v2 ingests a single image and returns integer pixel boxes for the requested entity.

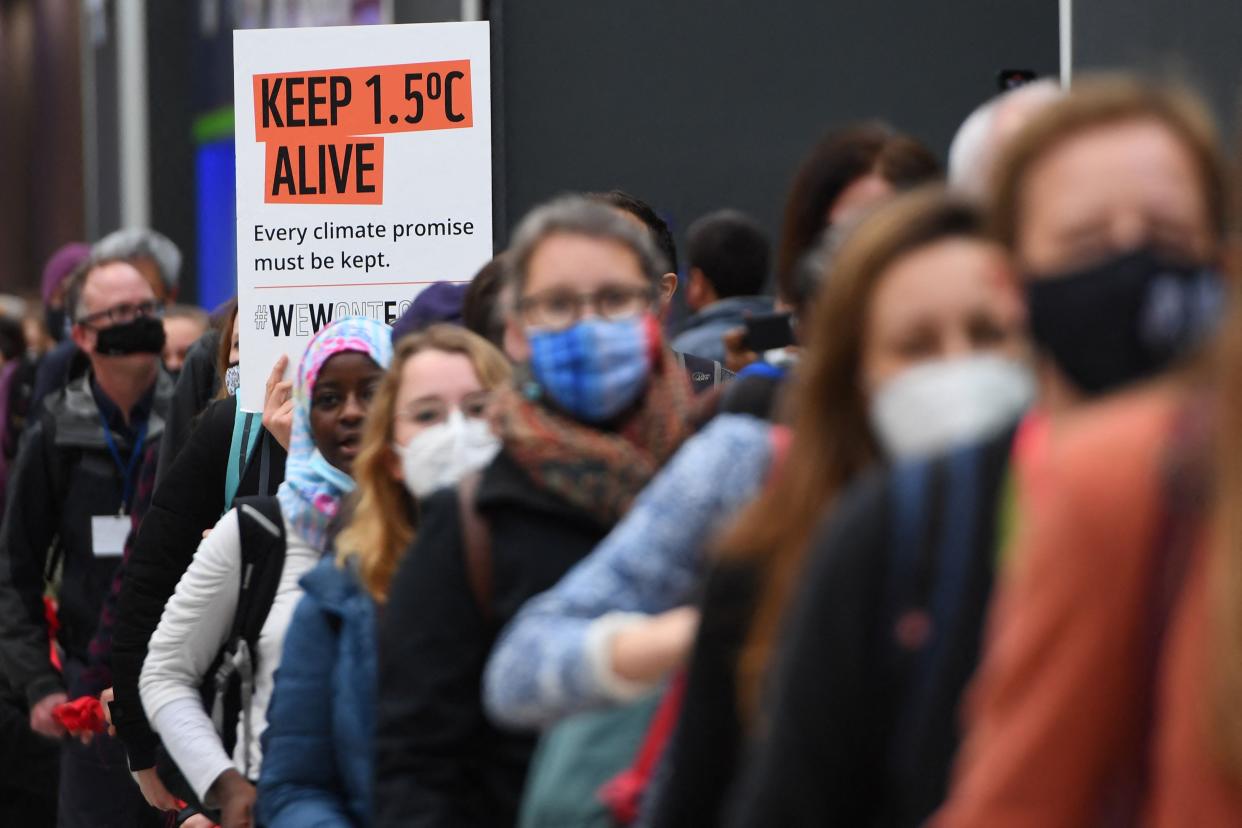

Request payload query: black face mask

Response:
[45,307,68,343]
[1025,247,1224,397]
[94,316,167,357]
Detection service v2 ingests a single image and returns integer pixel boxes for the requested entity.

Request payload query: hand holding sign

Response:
[263,355,294,451]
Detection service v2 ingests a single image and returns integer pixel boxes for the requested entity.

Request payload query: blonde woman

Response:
[257,325,510,828]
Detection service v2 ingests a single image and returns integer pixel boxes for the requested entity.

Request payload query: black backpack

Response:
[156,495,287,816]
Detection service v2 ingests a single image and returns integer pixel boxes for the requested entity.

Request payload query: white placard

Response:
[233,22,493,411]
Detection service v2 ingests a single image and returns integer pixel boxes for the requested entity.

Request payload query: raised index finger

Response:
[265,355,289,393]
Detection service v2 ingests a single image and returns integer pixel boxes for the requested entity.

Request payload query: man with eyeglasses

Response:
[29,228,181,420]
[0,257,172,827]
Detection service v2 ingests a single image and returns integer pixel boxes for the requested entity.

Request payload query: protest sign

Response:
[233,21,492,410]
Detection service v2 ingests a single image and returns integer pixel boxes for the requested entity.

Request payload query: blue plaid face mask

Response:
[527,315,653,423]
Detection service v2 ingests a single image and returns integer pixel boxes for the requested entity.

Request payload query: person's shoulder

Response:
[200,507,244,563]
[699,412,771,444]
[719,371,783,419]
[1012,383,1190,576]
[802,466,891,575]
[673,414,773,480]
[197,395,238,429]
[36,373,94,434]
[407,486,465,553]
[185,328,221,360]
[1048,381,1185,500]
[297,553,362,613]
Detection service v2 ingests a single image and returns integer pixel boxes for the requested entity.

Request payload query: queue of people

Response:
[2,71,1242,828]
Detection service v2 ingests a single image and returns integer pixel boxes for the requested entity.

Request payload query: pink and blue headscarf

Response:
[276,316,393,551]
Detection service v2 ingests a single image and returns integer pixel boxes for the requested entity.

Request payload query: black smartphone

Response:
[997,69,1038,92]
[742,312,794,352]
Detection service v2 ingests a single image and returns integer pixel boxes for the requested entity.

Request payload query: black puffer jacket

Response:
[0,372,173,706]
[374,451,615,828]
[109,396,286,770]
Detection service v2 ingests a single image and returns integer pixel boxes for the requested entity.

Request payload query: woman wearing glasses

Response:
[371,196,704,828]
[257,324,510,828]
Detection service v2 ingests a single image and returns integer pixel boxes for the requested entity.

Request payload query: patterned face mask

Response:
[224,363,241,396]
[526,314,656,423]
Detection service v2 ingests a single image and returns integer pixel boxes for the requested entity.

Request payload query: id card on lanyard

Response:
[92,414,147,559]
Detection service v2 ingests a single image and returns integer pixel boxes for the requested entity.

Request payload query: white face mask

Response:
[868,354,1035,460]
[395,410,502,499]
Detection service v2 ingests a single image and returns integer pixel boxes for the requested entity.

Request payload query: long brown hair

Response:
[214,300,239,401]
[336,324,511,601]
[775,123,941,305]
[721,187,989,717]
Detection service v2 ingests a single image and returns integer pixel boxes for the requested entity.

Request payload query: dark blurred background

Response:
[1,0,1238,307]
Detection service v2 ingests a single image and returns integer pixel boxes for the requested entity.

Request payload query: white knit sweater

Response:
[139,507,318,805]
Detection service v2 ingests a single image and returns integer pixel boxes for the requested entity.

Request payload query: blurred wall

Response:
[1075,0,1242,139]
[0,0,84,297]
[491,0,1059,259]
[148,0,197,303]
[393,0,460,23]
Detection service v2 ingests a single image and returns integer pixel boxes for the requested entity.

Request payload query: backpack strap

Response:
[598,672,688,825]
[457,472,494,620]
[229,495,286,646]
[883,461,932,627]
[211,495,285,778]
[899,445,982,771]
[257,431,275,496]
[223,410,262,511]
[880,457,937,776]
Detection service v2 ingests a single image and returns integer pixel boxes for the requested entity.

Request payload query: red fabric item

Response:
[767,424,793,482]
[1011,408,1052,515]
[43,596,61,672]
[53,696,107,735]
[599,672,688,825]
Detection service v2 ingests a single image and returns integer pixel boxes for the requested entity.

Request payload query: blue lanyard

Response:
[99,414,148,515]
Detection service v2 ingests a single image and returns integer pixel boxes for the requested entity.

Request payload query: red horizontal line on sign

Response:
[253,280,469,289]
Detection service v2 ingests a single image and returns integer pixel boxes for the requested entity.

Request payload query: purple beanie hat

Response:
[42,243,92,305]
[391,282,468,342]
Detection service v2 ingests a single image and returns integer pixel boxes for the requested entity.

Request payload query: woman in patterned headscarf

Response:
[141,317,391,827]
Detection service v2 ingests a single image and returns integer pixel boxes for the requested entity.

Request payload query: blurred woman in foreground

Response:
[644,187,1031,827]
[732,76,1231,828]
[933,80,1241,827]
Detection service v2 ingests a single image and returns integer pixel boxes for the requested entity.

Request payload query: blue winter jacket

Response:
[258,555,377,827]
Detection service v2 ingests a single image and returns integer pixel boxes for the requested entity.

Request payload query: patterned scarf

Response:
[277,317,393,551]
[491,344,700,526]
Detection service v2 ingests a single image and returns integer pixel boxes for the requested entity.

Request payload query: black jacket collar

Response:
[477,449,610,532]
[47,371,174,451]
